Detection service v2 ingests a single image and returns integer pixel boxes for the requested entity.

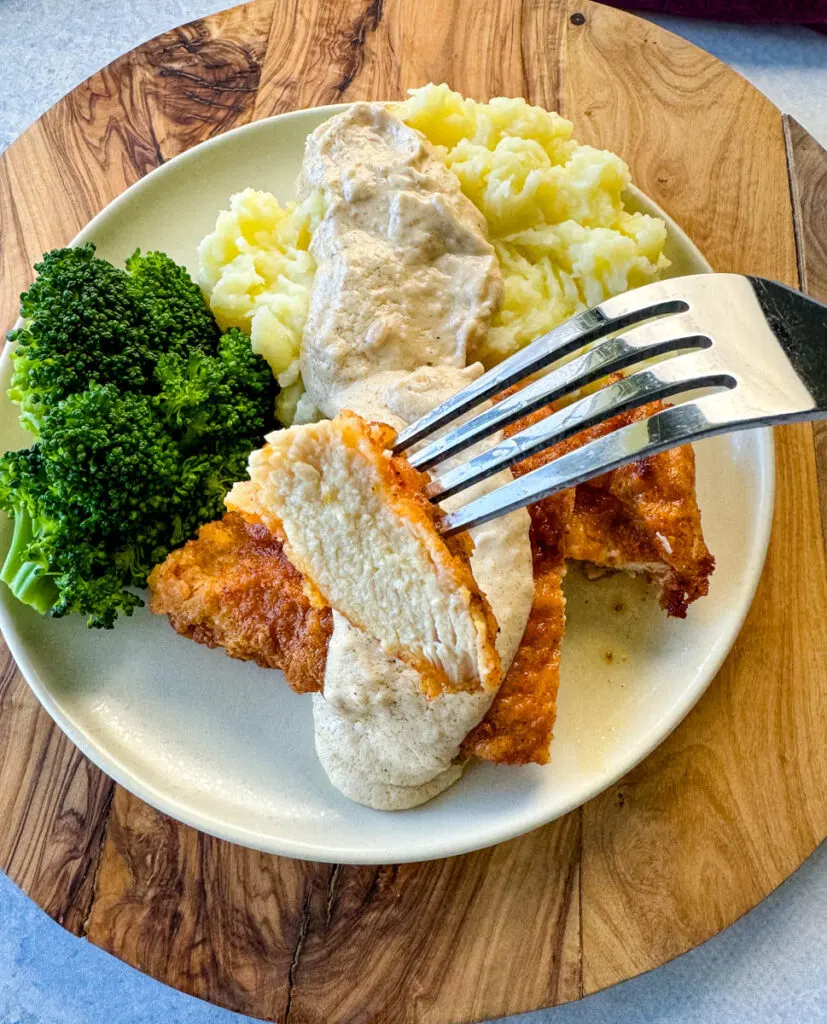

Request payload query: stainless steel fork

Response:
[392,274,827,536]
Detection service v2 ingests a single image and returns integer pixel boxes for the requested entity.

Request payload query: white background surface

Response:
[0,3,825,1023]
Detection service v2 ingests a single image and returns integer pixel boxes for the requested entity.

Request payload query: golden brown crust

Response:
[463,388,716,765]
[148,393,714,770]
[507,399,715,618]
[462,543,565,765]
[148,512,332,694]
[230,412,501,698]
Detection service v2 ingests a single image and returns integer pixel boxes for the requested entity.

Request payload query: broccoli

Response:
[124,249,220,356]
[1,244,277,628]
[9,245,155,433]
[41,386,180,530]
[155,328,275,450]
[8,244,222,435]
[1,386,192,627]
[0,442,144,626]
[0,447,61,616]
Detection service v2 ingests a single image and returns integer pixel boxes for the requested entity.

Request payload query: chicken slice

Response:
[228,412,501,698]
[148,397,713,768]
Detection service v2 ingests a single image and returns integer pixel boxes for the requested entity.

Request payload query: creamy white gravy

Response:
[298,104,534,809]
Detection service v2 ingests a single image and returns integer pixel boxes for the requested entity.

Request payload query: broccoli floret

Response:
[125,249,219,355]
[0,388,181,626]
[0,447,61,616]
[0,444,143,627]
[0,381,273,628]
[1,245,276,628]
[9,245,155,432]
[155,328,277,449]
[38,385,181,537]
[8,245,222,437]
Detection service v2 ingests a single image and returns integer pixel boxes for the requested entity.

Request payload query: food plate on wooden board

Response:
[0,98,774,864]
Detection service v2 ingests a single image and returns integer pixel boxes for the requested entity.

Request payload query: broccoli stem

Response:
[0,507,59,615]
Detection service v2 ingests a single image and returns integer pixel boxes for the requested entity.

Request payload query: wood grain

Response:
[563,6,827,994]
[564,7,798,282]
[254,0,569,114]
[0,0,275,933]
[88,790,581,1022]
[0,645,113,934]
[0,1,273,339]
[581,418,827,987]
[1,2,826,1022]
[786,116,827,303]
[86,788,309,1018]
[287,813,581,1024]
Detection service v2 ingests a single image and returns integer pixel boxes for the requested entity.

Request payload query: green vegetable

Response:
[155,327,275,449]
[8,244,222,435]
[0,244,276,628]
[124,248,221,357]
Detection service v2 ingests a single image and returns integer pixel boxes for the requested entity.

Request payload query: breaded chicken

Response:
[228,412,501,698]
[150,507,564,765]
[464,394,715,764]
[509,401,714,618]
[462,544,566,765]
[149,397,713,769]
[148,512,331,694]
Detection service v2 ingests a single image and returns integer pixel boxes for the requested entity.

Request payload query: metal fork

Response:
[392,274,827,536]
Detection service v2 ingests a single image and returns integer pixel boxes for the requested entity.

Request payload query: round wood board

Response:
[1,1,826,1020]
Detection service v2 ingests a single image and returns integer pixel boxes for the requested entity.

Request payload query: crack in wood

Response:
[324,862,342,934]
[145,116,166,169]
[179,91,255,113]
[335,0,384,94]
[363,864,396,904]
[158,67,259,93]
[284,886,313,1024]
[74,783,115,936]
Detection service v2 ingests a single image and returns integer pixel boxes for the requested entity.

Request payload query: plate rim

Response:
[0,102,776,863]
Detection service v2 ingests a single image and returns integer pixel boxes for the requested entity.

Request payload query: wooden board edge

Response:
[784,114,827,563]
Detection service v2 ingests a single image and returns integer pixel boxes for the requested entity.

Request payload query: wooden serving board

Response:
[1,2,826,1020]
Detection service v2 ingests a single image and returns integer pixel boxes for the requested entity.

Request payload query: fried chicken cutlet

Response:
[461,544,566,764]
[228,412,501,698]
[149,399,713,768]
[148,512,331,694]
[511,400,715,618]
[462,395,715,765]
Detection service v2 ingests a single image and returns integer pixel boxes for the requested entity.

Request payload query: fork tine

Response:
[392,292,689,453]
[438,393,733,536]
[427,352,735,502]
[408,316,710,471]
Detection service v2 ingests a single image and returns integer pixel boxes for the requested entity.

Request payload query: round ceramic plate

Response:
[0,105,774,864]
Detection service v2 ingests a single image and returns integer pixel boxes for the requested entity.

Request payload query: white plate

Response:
[0,105,774,864]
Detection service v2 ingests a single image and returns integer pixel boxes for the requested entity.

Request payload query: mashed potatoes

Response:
[197,187,323,422]
[198,85,668,421]
[395,84,668,365]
